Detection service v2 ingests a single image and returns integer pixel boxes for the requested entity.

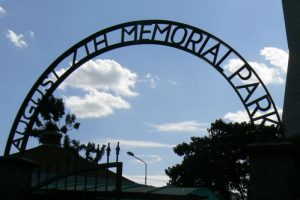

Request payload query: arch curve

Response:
[4,20,281,155]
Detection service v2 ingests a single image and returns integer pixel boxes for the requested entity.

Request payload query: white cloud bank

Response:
[59,59,138,118]
[150,120,208,133]
[6,30,28,48]
[98,138,173,149]
[225,47,288,85]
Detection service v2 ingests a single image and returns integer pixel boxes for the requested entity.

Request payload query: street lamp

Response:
[127,151,147,185]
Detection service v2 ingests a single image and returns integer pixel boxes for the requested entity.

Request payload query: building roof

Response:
[15,144,219,200]
[13,144,136,185]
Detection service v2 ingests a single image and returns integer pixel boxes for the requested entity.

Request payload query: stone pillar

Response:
[0,156,37,200]
[248,142,300,200]
[282,0,300,138]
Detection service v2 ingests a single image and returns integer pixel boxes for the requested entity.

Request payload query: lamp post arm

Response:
[132,156,146,165]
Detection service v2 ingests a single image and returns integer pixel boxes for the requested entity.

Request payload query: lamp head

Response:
[127,151,134,156]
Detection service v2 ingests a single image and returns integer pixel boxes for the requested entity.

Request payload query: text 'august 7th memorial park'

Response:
[1,1,300,200]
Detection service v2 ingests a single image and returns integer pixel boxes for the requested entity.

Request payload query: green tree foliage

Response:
[63,135,106,164]
[30,95,80,137]
[165,120,282,200]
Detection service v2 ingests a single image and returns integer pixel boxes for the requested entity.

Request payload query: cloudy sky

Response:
[0,1,288,186]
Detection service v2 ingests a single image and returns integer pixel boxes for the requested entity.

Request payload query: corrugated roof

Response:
[152,186,198,195]
[121,185,219,200]
[122,185,156,193]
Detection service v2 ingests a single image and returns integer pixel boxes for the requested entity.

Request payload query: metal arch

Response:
[4,20,282,156]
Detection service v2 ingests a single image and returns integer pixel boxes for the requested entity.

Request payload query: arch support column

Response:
[248,142,300,200]
[282,0,300,139]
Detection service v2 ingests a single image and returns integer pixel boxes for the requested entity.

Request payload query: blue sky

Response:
[0,1,288,186]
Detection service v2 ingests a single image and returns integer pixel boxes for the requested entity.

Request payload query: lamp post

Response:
[127,151,147,185]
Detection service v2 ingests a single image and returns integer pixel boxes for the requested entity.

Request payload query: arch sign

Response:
[5,20,281,156]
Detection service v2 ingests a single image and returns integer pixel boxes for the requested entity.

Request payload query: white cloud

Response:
[58,59,138,118]
[167,79,178,86]
[60,59,138,97]
[124,175,169,187]
[250,61,285,84]
[223,108,283,124]
[138,154,162,163]
[29,30,35,38]
[6,30,28,48]
[150,120,208,133]
[129,154,162,164]
[139,73,159,88]
[144,154,162,163]
[98,138,174,149]
[0,6,6,16]
[224,47,288,85]
[225,59,284,84]
[278,108,283,117]
[224,110,250,123]
[260,47,288,73]
[64,88,130,118]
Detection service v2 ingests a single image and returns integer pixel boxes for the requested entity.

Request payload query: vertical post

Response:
[64,159,70,191]
[105,143,111,192]
[116,142,120,162]
[74,173,78,191]
[94,168,98,192]
[282,0,300,139]
[74,158,78,191]
[145,162,147,186]
[84,173,87,192]
[46,165,50,190]
[37,167,41,186]
[55,160,59,190]
[115,162,123,200]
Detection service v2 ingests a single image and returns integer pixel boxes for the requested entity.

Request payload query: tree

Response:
[30,95,80,139]
[63,135,106,164]
[165,119,282,200]
[30,95,105,164]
